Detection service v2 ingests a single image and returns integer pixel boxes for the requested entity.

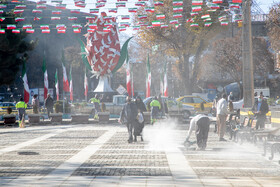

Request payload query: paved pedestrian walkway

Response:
[0,120,279,186]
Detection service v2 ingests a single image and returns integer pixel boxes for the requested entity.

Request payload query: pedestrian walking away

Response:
[253,94,269,130]
[45,94,54,118]
[119,96,138,143]
[16,98,27,126]
[90,94,101,120]
[216,93,228,141]
[135,96,146,141]
[150,97,161,124]
[32,94,39,114]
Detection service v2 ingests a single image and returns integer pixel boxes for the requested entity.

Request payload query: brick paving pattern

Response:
[0,129,105,177]
[72,132,172,176]
[183,132,280,177]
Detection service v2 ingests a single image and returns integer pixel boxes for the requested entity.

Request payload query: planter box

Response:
[28,114,41,123]
[98,112,110,123]
[143,112,151,124]
[71,114,89,123]
[3,114,17,125]
[50,113,63,123]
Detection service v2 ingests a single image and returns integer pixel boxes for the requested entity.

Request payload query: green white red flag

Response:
[164,62,168,96]
[84,70,88,97]
[61,50,69,92]
[69,66,73,101]
[126,58,131,97]
[146,55,151,98]
[42,56,48,99]
[55,69,59,100]
[22,61,30,103]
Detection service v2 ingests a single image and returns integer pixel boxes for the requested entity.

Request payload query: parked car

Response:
[0,102,16,110]
[233,97,268,110]
[143,96,195,119]
[176,95,213,112]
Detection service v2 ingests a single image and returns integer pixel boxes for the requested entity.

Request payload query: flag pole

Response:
[85,68,87,102]
[62,47,65,114]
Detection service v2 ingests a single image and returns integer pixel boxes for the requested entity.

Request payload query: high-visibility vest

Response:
[16,101,27,109]
[150,100,161,109]
[90,98,100,104]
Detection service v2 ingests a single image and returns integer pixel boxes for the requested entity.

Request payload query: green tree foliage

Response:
[0,9,36,86]
[134,0,228,94]
[212,33,274,98]
[267,3,280,53]
[64,46,85,100]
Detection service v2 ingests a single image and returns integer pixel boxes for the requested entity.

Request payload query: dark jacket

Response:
[120,102,138,124]
[45,97,54,109]
[253,99,269,116]
[136,99,147,112]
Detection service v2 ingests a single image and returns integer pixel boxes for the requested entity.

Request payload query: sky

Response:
[255,0,279,13]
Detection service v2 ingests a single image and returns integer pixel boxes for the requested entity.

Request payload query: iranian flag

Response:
[160,73,164,95]
[126,61,131,97]
[26,29,35,33]
[131,64,134,97]
[156,14,165,19]
[192,0,203,5]
[221,21,229,26]
[55,69,59,100]
[128,8,137,12]
[213,0,223,3]
[170,19,178,24]
[205,22,212,27]
[232,0,242,3]
[146,55,151,98]
[173,6,183,12]
[201,14,210,19]
[62,51,69,92]
[190,23,199,27]
[69,67,73,101]
[229,3,240,9]
[152,21,161,27]
[173,13,182,18]
[192,5,202,12]
[22,61,30,103]
[164,62,168,97]
[42,57,48,100]
[90,9,99,13]
[84,71,88,97]
[154,1,164,6]
[173,0,183,6]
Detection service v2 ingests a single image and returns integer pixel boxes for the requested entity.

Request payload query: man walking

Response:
[90,94,101,120]
[253,95,269,129]
[120,96,138,143]
[32,94,39,114]
[45,94,54,118]
[16,98,27,127]
[150,97,161,124]
[216,94,228,141]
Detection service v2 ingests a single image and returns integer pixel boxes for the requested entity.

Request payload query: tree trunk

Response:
[183,53,191,94]
[191,39,204,91]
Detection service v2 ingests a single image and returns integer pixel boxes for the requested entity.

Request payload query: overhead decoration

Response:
[0,0,243,34]
[85,13,120,76]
